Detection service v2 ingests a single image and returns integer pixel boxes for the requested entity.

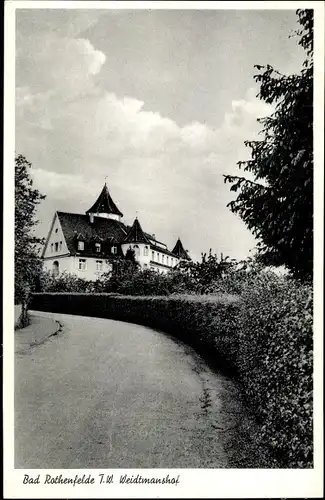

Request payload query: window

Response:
[162,254,164,264]
[52,261,59,277]
[55,228,58,233]
[96,260,103,272]
[78,241,84,251]
[133,244,140,257]
[112,246,117,255]
[51,243,53,253]
[152,251,155,261]
[144,246,149,256]
[171,258,173,266]
[59,241,62,251]
[167,256,169,265]
[157,253,160,262]
[95,243,101,253]
[78,259,86,271]
[55,242,59,252]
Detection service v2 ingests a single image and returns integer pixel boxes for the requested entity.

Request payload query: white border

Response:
[4,1,324,498]
[5,0,322,10]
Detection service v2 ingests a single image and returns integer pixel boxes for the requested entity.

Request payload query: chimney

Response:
[89,214,94,224]
[152,233,156,240]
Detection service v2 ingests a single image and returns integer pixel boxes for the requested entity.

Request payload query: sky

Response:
[15,7,306,262]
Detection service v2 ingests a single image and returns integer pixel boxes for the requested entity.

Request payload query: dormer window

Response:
[95,242,101,253]
[78,241,84,251]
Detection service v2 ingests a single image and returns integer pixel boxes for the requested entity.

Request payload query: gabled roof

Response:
[86,183,123,217]
[123,217,151,244]
[43,209,189,262]
[172,238,191,261]
[57,212,127,256]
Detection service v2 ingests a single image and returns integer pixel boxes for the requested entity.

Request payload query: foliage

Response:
[31,271,313,468]
[101,256,140,293]
[224,9,313,279]
[103,250,246,296]
[240,273,313,467]
[39,271,94,293]
[124,247,137,262]
[113,268,171,296]
[15,154,46,306]
[38,250,279,297]
[38,251,232,296]
[177,251,240,294]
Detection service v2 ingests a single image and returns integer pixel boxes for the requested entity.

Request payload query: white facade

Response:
[121,242,179,274]
[121,242,151,267]
[89,212,121,222]
[43,255,113,281]
[42,213,114,280]
[42,213,69,260]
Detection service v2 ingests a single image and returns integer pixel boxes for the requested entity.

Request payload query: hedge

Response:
[30,285,313,468]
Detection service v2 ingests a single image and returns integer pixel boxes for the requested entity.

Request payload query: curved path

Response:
[15,311,260,469]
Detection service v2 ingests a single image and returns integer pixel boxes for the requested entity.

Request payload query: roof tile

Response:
[57,212,127,256]
[86,184,123,217]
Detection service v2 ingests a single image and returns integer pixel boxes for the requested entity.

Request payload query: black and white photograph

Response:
[3,1,324,498]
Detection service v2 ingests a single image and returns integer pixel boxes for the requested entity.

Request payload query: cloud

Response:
[16,9,104,39]
[16,31,272,261]
[17,35,106,99]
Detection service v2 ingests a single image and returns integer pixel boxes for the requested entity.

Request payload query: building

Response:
[42,183,191,280]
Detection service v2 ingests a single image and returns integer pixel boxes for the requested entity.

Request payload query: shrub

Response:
[236,274,313,467]
[39,271,96,293]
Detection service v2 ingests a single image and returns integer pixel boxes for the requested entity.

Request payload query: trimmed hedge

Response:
[29,293,241,374]
[30,285,313,468]
[235,278,313,468]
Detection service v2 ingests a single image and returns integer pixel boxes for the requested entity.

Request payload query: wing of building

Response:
[42,183,191,280]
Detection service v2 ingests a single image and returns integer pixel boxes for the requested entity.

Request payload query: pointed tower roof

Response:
[86,183,123,217]
[124,218,151,244]
[172,238,191,260]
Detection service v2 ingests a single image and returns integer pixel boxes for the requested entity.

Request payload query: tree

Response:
[224,9,313,279]
[124,247,137,263]
[15,155,46,317]
[172,251,236,294]
[106,253,140,293]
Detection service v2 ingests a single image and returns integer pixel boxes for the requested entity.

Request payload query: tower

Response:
[121,217,151,266]
[86,183,123,222]
[172,237,191,261]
